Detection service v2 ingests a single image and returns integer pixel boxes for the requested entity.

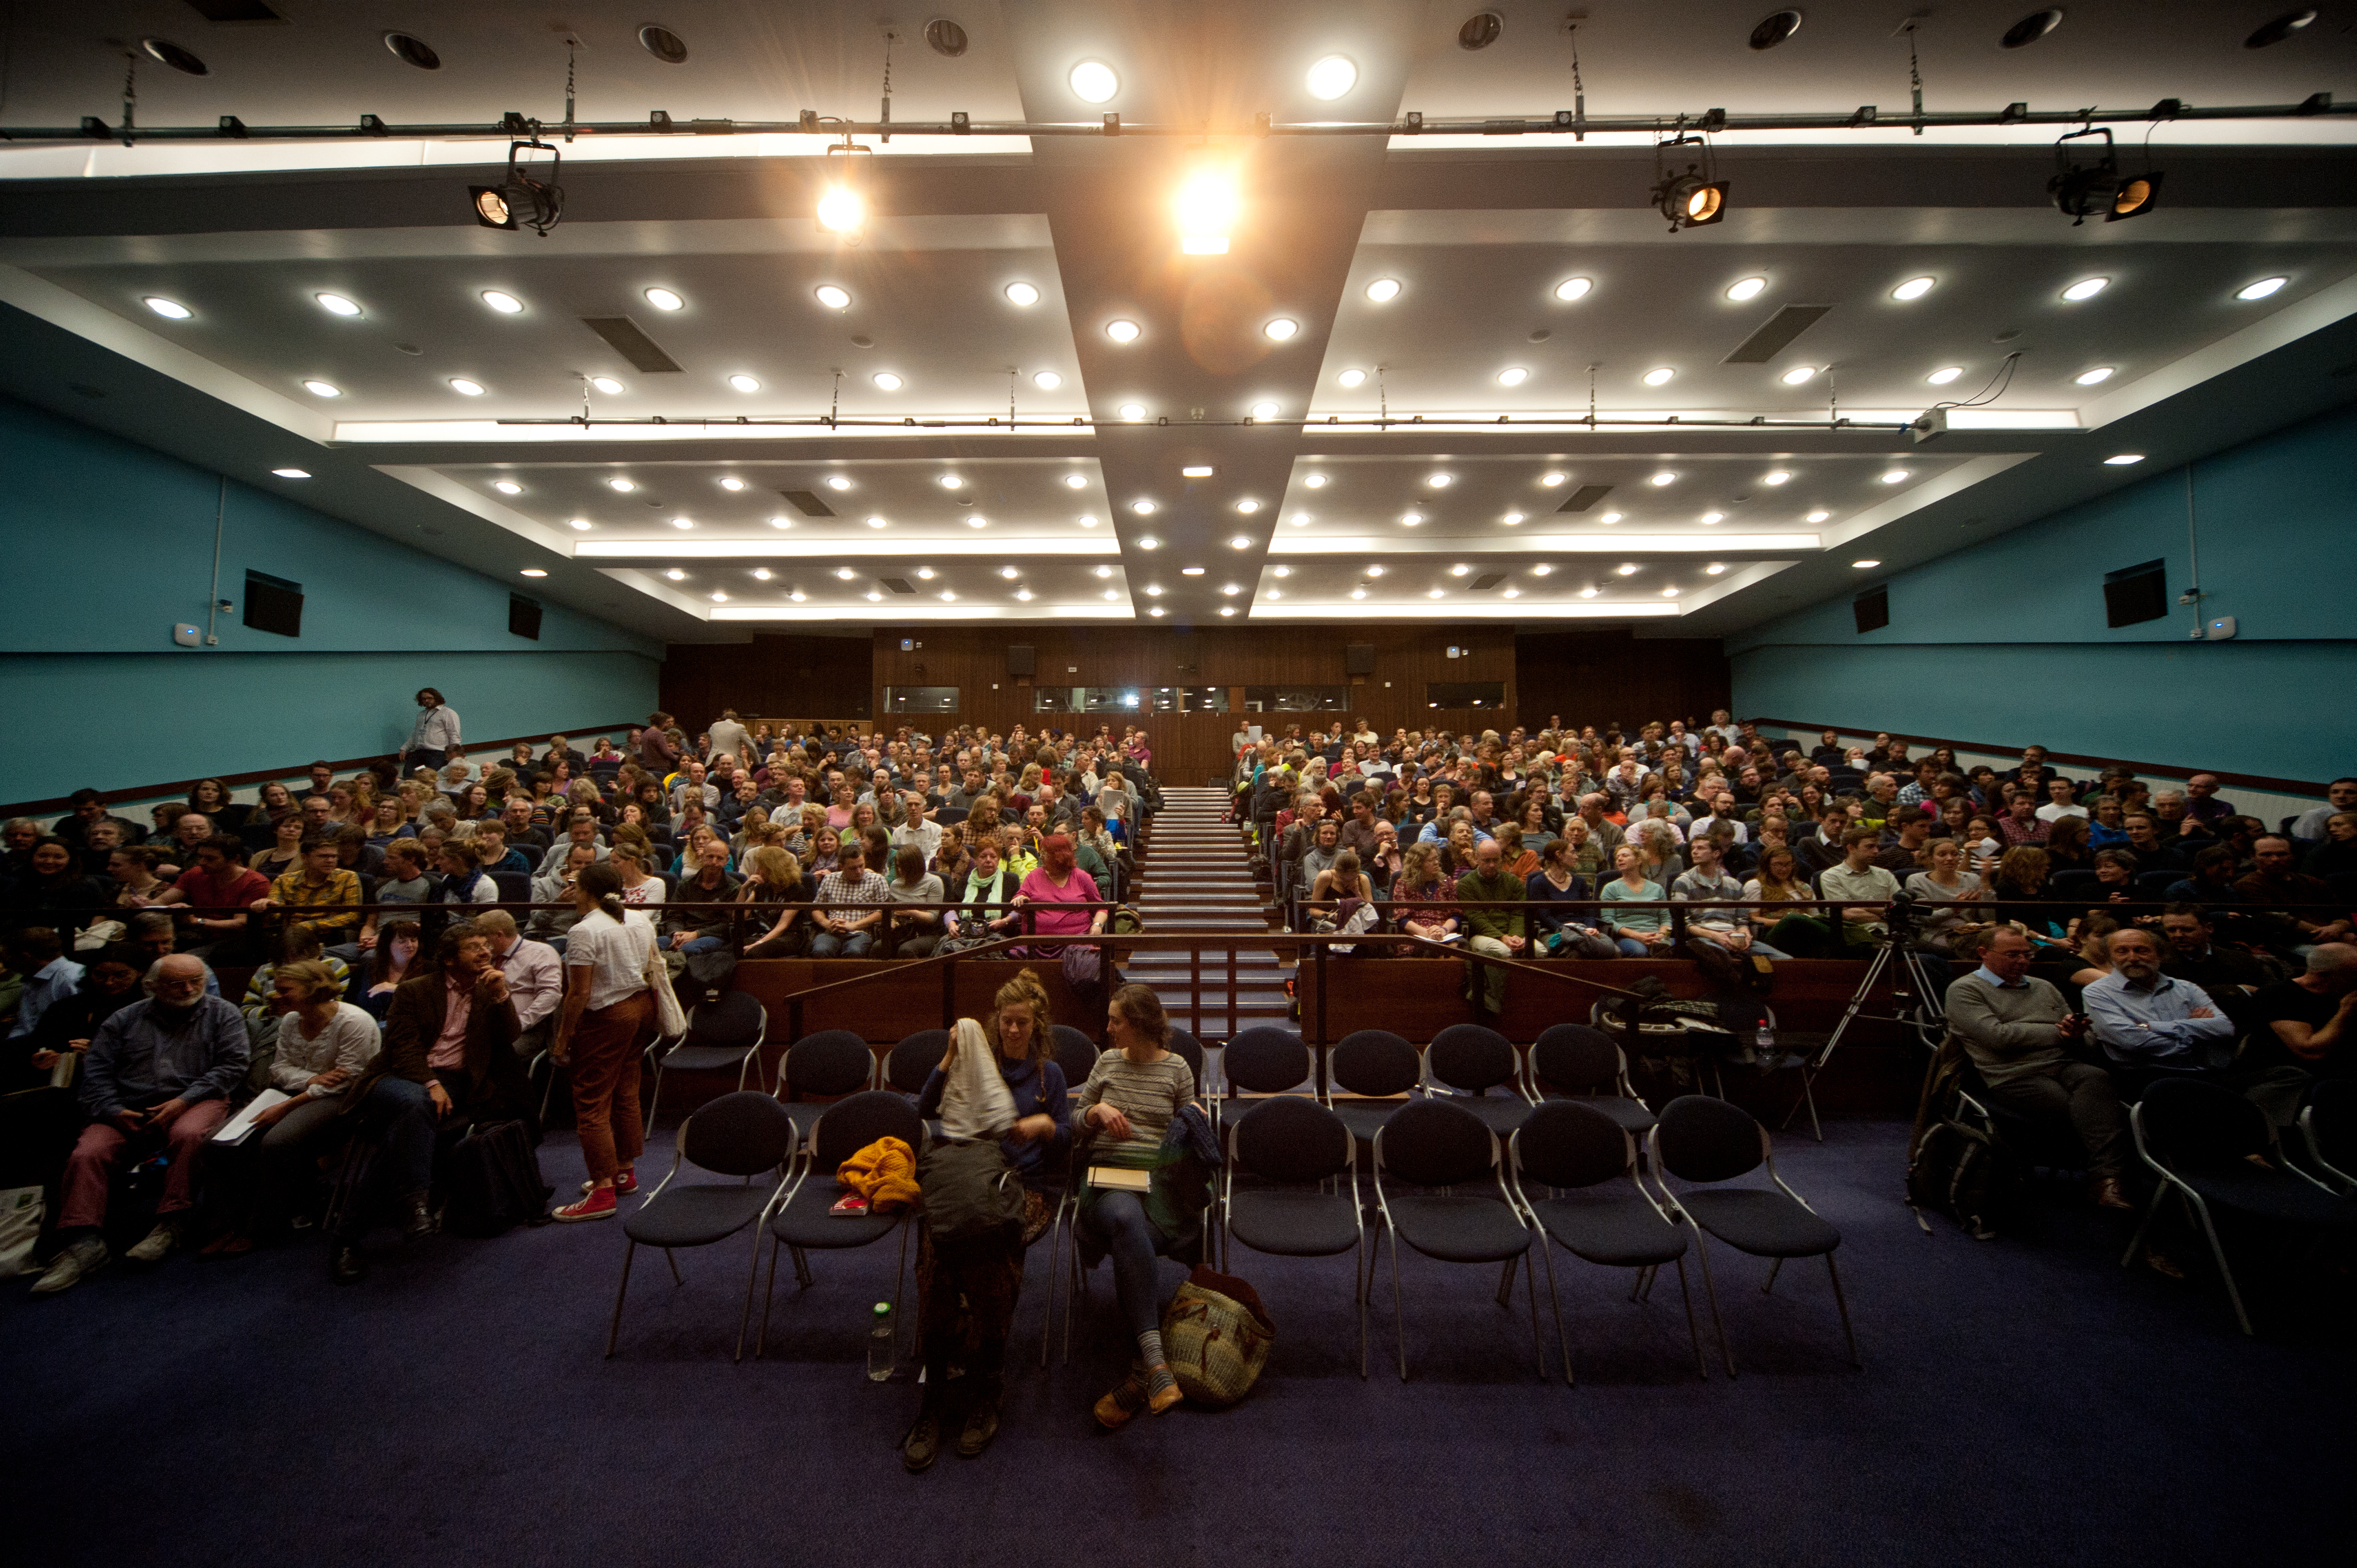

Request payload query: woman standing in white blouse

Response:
[550,863,658,1222]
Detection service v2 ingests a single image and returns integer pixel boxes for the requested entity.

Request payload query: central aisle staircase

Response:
[1123,787,1291,1037]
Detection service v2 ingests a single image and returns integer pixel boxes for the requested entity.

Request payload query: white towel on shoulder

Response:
[938,1017,1017,1143]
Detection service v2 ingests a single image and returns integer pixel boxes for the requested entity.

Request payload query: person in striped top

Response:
[1075,983,1196,1430]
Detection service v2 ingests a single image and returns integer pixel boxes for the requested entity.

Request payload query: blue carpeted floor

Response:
[5,1116,2349,1567]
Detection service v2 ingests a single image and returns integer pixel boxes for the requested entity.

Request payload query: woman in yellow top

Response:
[260,837,362,937]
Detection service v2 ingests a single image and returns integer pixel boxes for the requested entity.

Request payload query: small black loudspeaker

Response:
[1852,585,1890,635]
[1007,644,1036,677]
[1344,642,1376,675]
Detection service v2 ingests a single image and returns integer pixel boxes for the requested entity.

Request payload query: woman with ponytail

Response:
[549,860,657,1221]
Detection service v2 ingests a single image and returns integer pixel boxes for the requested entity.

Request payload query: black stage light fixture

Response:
[1650,131,1728,232]
[2245,9,2316,48]
[2046,127,2159,226]
[470,137,565,236]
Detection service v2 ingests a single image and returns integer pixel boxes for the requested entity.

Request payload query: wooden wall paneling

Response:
[1514,630,1731,735]
[660,634,873,729]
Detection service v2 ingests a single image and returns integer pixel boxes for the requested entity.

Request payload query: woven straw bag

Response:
[1161,1265,1277,1407]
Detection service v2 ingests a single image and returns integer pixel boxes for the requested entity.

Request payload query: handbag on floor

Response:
[1161,1264,1276,1407]
[441,1118,554,1237]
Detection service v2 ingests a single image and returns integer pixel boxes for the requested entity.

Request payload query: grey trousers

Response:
[1980,1061,2132,1179]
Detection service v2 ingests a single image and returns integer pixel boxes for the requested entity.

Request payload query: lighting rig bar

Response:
[8,96,2343,146]
[491,413,1922,433]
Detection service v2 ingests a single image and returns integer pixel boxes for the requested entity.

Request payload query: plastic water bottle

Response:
[1755,1020,1776,1062]
[867,1301,894,1382]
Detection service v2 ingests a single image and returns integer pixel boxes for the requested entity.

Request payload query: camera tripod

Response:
[1779,933,1949,1139]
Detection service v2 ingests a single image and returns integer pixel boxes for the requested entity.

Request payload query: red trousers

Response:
[569,991,652,1183]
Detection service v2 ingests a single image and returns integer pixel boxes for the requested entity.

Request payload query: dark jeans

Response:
[400,749,447,777]
[338,1076,436,1236]
[1077,1189,1162,1340]
[1980,1061,2132,1179]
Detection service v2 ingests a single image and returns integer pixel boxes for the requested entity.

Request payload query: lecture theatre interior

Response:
[3,4,2354,1562]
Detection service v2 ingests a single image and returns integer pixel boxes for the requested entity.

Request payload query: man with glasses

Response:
[34,955,247,1292]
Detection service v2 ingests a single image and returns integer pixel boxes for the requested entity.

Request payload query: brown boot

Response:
[2088,1176,2134,1211]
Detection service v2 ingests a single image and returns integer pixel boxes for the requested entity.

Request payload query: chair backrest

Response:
[678,1090,799,1177]
[492,869,532,905]
[1164,1028,1206,1091]
[1654,1094,1766,1184]
[1230,1096,1352,1185]
[1429,1023,1517,1097]
[2134,870,2183,900]
[1049,1024,1101,1090]
[1224,1027,1310,1095]
[784,1029,874,1097]
[1377,1098,1496,1187]
[811,1089,925,1174]
[1532,1023,1621,1096]
[2307,1077,2351,1170]
[687,988,766,1049]
[886,1028,949,1094]
[2139,1076,2271,1168]
[1331,1029,1421,1098]
[2049,869,2099,900]
[1513,1101,1633,1190]
[935,806,969,826]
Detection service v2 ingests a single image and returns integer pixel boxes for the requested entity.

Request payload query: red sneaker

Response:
[580,1170,639,1197]
[553,1187,618,1223]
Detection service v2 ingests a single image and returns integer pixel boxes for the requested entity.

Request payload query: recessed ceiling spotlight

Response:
[1881,469,1910,484]
[1077,514,1100,527]
[2075,367,2116,385]
[315,293,362,317]
[1149,606,1166,617]
[270,467,311,479]
[1661,586,1680,597]
[492,479,522,495]
[865,591,881,602]
[939,474,964,489]
[939,591,957,602]
[719,477,747,492]
[728,374,761,393]
[671,516,693,530]
[1004,282,1040,307]
[1103,589,1121,601]
[999,565,1019,579]
[1851,559,1881,569]
[814,285,851,310]
[1304,473,1329,489]
[1427,472,1453,488]
[753,568,773,581]
[143,297,193,319]
[590,376,625,395]
[1806,509,1831,523]
[607,477,635,492]
[1926,366,1965,385]
[302,380,341,398]
[1306,54,1357,99]
[1229,534,1254,550]
[1762,470,1792,486]
[1131,499,1156,515]
[1365,565,1386,577]
[1554,277,1593,302]
[769,515,791,529]
[1219,605,1238,616]
[1365,278,1402,303]
[1236,499,1261,514]
[2236,275,2289,301]
[1615,564,1638,576]
[1539,472,1567,488]
[1015,589,1034,602]
[1338,369,1367,388]
[1891,277,1936,301]
[1649,471,1676,486]
[819,474,851,492]
[2104,453,2146,465]
[1069,60,1119,103]
[1725,276,1767,302]
[1181,566,1206,577]
[519,568,547,578]
[1181,465,1216,478]
[2061,277,2110,302]
[1779,366,1817,385]
[914,567,934,580]
[1706,562,1728,575]
[1250,401,1281,419]
[569,518,591,531]
[710,591,728,602]
[1033,370,1062,390]
[1700,511,1725,524]
[1118,403,1147,421]
[1145,585,1164,596]
[1273,565,1293,577]
[1497,367,1529,386]
[1061,472,1089,490]
[1400,512,1423,527]
[1105,318,1140,342]
[1136,535,1160,550]
[665,569,685,581]
[1502,512,1525,526]
[1502,587,1519,599]
[1599,511,1623,524]
[644,287,684,312]
[1289,513,1312,527]
[1350,588,1367,601]
[480,291,523,314]
[966,515,989,529]
[1643,367,1675,386]
[1263,318,1299,342]
[1579,585,1598,598]
[1094,565,1115,579]
[449,378,486,396]
[1427,588,1445,599]
[845,568,865,580]
[792,589,809,602]
[873,372,904,391]
[1449,564,1470,577]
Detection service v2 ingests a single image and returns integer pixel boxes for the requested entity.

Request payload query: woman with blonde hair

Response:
[737,844,810,958]
[900,969,1071,1469]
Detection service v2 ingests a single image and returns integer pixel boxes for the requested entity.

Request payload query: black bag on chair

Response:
[441,1119,554,1236]
[917,1140,1026,1242]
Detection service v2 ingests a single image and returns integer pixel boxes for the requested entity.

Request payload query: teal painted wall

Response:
[0,395,662,804]
[1727,403,2357,783]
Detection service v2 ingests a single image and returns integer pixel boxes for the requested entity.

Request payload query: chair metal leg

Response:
[1671,1257,1708,1381]
[2121,1185,2168,1267]
[733,1224,767,1364]
[889,1220,912,1366]
[2186,1194,2256,1337]
[1763,1256,1783,1294]
[755,1236,780,1359]
[642,1063,663,1141]
[1356,1233,1370,1381]
[605,1240,638,1358]
[664,1247,685,1286]
[1522,1242,1546,1383]
[1386,1227,1410,1381]
[1536,1240,1573,1386]
[1039,1199,1065,1369]
[1494,1253,1519,1307]
[1687,1230,1738,1378]
[791,1243,814,1290]
[1062,1219,1084,1366]
[1824,1251,1862,1368]
[1630,1263,1654,1303]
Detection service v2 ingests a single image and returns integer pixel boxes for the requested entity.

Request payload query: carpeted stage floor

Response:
[6,1117,2349,1567]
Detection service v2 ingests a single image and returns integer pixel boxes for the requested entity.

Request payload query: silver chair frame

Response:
[642,1002,766,1138]
[1218,1111,1368,1379]
[752,1101,919,1361]
[1370,1117,1547,1383]
[604,1105,795,1364]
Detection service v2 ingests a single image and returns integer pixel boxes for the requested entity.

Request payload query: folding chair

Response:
[1219,1026,1312,1130]
[756,1091,927,1358]
[606,1092,796,1361]
[1049,1024,1100,1099]
[1326,1029,1422,1152]
[1530,1023,1655,1138]
[642,989,768,1137]
[2299,1079,2353,1192]
[1509,1101,1706,1385]
[776,1028,877,1144]
[886,1029,950,1097]
[1221,1096,1367,1378]
[1427,1022,1536,1134]
[1370,1098,1546,1382]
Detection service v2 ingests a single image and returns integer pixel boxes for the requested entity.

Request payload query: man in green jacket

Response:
[1455,838,1527,1015]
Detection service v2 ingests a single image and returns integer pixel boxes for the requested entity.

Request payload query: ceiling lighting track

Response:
[494,411,1924,434]
[13,97,2346,146]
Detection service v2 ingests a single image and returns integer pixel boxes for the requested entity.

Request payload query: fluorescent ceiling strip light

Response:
[575,537,1119,559]
[1270,533,1820,555]
[1251,600,1680,620]
[0,135,1035,183]
[336,420,1093,444]
[712,602,1125,622]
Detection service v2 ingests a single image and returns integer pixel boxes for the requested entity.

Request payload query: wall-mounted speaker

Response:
[1007,644,1036,677]
[1852,585,1890,635]
[1344,642,1376,675]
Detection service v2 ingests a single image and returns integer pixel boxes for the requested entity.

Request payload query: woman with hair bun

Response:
[549,862,657,1221]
